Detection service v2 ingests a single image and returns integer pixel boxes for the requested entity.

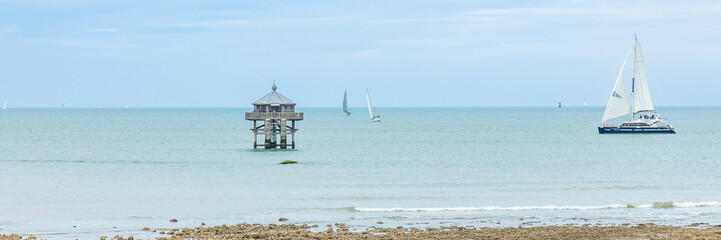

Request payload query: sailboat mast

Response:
[631,34,636,120]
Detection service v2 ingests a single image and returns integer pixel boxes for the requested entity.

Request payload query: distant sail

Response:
[366,89,380,122]
[601,48,632,122]
[3,98,6,112]
[367,90,374,118]
[343,90,350,115]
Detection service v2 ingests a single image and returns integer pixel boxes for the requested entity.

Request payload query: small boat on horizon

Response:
[3,98,7,112]
[366,89,380,122]
[343,90,351,116]
[598,34,675,134]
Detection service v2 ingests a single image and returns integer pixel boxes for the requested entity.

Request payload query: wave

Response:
[354,201,721,212]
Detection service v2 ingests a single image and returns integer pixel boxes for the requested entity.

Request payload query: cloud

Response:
[90,28,120,32]
[29,37,124,49]
[151,17,331,28]
[466,3,721,21]
[346,49,378,57]
[374,16,499,24]
[0,25,20,33]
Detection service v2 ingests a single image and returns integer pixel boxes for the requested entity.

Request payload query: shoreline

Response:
[3,222,721,240]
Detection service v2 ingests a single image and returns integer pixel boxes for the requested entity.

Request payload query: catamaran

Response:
[598,35,675,134]
[366,89,380,122]
[343,90,351,116]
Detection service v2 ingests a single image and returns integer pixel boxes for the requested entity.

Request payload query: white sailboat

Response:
[599,34,674,134]
[343,90,351,116]
[3,98,6,112]
[366,89,380,122]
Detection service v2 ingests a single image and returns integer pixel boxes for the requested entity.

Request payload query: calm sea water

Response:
[1,107,720,239]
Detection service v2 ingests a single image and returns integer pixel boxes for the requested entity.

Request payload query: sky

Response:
[1,0,720,108]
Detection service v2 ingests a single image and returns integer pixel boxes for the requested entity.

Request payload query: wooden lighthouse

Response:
[245,83,303,149]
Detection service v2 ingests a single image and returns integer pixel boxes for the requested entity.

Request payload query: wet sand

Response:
[4,223,721,240]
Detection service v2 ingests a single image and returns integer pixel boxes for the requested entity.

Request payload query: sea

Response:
[1,107,720,239]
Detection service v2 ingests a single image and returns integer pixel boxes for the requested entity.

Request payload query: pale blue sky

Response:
[1,0,720,107]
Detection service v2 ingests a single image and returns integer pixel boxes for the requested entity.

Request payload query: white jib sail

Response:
[632,36,655,113]
[601,48,632,123]
[366,89,374,119]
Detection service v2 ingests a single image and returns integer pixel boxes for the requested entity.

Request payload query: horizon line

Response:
[2,105,719,109]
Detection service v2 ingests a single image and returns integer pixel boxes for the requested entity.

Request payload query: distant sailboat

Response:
[598,34,675,134]
[3,98,6,112]
[366,89,380,122]
[584,99,587,107]
[343,90,351,116]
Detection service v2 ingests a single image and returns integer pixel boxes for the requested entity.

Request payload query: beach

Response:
[3,223,721,240]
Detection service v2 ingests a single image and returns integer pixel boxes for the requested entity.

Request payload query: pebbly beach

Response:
[3,222,721,240]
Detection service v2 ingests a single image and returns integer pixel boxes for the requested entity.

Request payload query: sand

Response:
[4,223,720,240]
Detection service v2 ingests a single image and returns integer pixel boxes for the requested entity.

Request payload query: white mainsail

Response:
[631,35,655,114]
[366,89,380,121]
[366,89,374,118]
[3,98,6,112]
[601,48,632,122]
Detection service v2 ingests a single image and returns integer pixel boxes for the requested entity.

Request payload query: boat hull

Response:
[598,126,675,134]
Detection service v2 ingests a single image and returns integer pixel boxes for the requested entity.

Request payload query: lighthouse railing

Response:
[245,112,303,120]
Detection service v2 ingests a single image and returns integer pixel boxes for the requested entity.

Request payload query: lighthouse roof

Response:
[253,84,296,106]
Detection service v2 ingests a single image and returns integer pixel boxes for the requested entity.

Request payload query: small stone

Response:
[518,218,523,221]
[142,227,150,231]
[377,221,383,224]
[158,231,165,234]
[279,160,297,164]
[73,225,76,228]
[279,217,288,221]
[170,218,178,223]
[201,222,206,226]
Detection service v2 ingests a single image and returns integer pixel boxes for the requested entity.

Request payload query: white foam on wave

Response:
[674,201,721,208]
[355,204,627,212]
[354,201,721,212]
